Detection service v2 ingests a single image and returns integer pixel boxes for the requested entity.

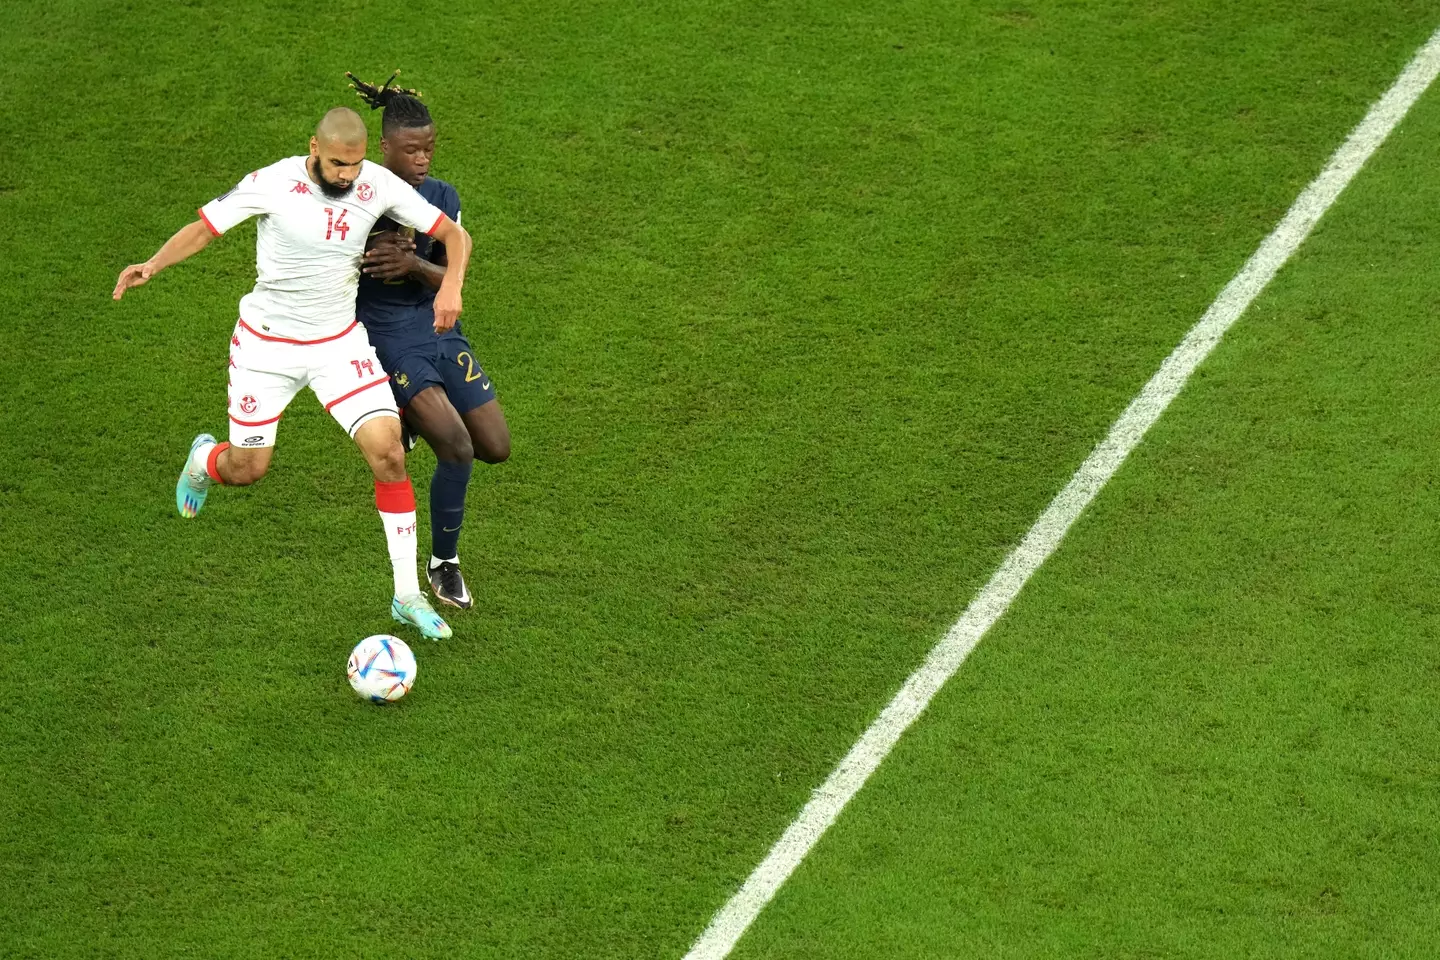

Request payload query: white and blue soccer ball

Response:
[347,634,417,703]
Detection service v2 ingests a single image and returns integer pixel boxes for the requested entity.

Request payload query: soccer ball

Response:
[347,634,417,703]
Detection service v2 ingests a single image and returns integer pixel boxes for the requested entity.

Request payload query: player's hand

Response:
[366,230,413,251]
[112,262,156,300]
[362,233,417,281]
[433,286,461,333]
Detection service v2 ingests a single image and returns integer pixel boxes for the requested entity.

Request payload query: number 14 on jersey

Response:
[324,207,350,241]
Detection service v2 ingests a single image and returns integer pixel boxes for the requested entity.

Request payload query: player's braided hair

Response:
[346,70,432,134]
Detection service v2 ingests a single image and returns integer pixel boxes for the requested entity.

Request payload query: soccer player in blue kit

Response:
[348,73,511,610]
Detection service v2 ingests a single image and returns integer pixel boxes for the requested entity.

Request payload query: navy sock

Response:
[430,459,473,561]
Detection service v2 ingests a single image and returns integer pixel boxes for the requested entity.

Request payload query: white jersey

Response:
[199,156,446,340]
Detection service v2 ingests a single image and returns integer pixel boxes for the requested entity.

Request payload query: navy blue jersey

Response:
[356,175,462,344]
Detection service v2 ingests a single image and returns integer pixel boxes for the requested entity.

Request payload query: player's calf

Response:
[217,446,273,486]
[176,438,274,518]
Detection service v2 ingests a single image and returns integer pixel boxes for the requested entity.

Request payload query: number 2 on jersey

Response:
[456,351,484,382]
[324,207,350,241]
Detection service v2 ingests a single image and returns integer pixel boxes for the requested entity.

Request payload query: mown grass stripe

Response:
[684,24,1440,960]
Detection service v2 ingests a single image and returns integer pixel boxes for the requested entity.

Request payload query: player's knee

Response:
[436,427,474,465]
[477,431,510,464]
[368,441,407,481]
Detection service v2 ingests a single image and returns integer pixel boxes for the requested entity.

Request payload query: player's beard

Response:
[309,157,355,199]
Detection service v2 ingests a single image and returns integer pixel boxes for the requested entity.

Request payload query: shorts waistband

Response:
[237,319,358,345]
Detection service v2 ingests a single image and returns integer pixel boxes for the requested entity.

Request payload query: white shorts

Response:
[227,319,398,448]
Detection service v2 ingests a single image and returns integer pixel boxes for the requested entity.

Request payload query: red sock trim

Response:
[206,442,231,484]
[375,478,416,514]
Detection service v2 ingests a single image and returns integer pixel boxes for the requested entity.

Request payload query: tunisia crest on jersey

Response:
[356,182,374,202]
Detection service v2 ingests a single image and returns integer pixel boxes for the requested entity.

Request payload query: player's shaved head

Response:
[308,108,368,200]
[315,106,368,146]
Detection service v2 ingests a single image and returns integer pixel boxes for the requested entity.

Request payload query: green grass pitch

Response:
[3,1,1438,956]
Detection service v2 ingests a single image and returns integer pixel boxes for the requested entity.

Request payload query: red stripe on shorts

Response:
[229,413,283,427]
[238,319,358,345]
[324,377,391,412]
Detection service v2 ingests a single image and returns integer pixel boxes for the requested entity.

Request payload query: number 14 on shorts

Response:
[351,359,376,378]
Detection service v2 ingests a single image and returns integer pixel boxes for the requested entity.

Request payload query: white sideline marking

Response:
[684,27,1440,960]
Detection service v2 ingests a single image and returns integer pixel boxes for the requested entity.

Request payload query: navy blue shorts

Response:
[371,334,497,414]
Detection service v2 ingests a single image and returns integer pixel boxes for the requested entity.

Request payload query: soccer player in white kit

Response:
[112,108,469,641]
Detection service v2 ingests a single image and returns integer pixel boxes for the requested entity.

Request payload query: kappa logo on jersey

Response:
[356,182,374,202]
[290,182,311,195]
[239,395,259,415]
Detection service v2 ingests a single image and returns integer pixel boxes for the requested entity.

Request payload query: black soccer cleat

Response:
[427,561,473,609]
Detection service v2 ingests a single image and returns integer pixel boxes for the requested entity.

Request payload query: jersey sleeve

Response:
[198,169,270,236]
[445,183,462,227]
[380,168,448,236]
[428,185,463,261]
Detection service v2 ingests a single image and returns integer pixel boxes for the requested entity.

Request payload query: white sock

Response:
[190,439,216,482]
[382,511,422,597]
[429,554,458,569]
[375,479,422,598]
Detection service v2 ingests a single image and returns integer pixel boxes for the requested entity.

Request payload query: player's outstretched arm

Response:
[112,219,216,300]
[429,216,472,333]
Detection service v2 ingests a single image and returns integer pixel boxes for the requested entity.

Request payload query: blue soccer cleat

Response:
[176,433,216,519]
[392,592,453,641]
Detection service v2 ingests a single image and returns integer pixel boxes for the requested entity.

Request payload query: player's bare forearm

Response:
[112,219,215,300]
[430,218,472,332]
[433,219,471,289]
[150,219,216,272]
[410,257,446,292]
